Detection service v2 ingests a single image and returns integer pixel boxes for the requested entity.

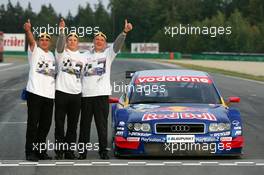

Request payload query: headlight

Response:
[209,123,231,132]
[134,123,142,131]
[127,123,151,132]
[141,123,151,132]
[127,123,134,130]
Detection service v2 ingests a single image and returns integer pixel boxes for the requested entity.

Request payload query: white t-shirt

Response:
[55,49,85,94]
[82,45,117,97]
[26,44,56,99]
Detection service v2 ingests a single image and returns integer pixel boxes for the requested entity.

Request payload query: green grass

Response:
[157,60,264,82]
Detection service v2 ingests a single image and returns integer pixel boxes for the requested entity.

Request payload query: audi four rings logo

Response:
[170,125,191,132]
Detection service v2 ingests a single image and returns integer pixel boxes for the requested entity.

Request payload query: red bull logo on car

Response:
[142,112,217,121]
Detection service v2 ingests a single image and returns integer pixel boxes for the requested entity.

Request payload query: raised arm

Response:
[23,19,35,52]
[56,18,66,53]
[113,19,133,53]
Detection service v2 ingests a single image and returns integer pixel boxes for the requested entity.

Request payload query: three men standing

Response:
[24,18,133,160]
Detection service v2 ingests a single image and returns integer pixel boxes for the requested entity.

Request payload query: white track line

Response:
[1,161,264,166]
[0,163,19,166]
[182,162,202,166]
[91,161,110,165]
[235,161,254,164]
[219,163,238,166]
[200,161,219,164]
[55,161,74,165]
[0,122,27,124]
[19,162,38,166]
[127,161,146,165]
[37,163,56,166]
[146,163,165,166]
[73,163,92,166]
[163,161,182,165]
[108,163,129,166]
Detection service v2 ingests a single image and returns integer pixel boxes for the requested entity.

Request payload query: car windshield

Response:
[129,76,221,104]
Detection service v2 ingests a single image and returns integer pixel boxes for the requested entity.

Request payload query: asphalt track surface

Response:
[0,59,263,174]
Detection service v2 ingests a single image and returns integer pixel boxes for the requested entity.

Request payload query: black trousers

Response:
[79,96,109,154]
[26,92,53,155]
[55,90,81,152]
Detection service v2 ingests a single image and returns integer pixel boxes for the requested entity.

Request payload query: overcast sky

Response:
[1,0,110,16]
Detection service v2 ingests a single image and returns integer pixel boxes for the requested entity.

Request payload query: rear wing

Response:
[125,71,136,79]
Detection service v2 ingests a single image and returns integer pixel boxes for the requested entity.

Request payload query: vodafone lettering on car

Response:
[135,76,212,84]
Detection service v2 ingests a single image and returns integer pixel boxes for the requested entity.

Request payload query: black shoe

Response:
[99,152,109,160]
[26,152,39,161]
[55,152,64,160]
[65,151,76,159]
[38,152,52,160]
[78,153,87,160]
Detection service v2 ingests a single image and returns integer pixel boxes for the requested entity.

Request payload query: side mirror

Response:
[126,71,136,79]
[227,96,240,103]
[109,97,119,104]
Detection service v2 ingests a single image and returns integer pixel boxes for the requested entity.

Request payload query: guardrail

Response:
[116,52,182,59]
[3,51,27,57]
[192,53,264,62]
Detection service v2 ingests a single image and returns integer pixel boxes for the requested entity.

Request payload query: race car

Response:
[110,69,244,157]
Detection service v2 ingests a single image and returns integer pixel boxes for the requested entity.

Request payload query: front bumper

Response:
[114,135,244,156]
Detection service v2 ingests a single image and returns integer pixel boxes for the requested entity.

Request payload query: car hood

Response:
[126,103,229,123]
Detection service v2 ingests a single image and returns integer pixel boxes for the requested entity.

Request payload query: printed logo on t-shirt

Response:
[83,57,106,77]
[61,54,83,79]
[36,55,55,77]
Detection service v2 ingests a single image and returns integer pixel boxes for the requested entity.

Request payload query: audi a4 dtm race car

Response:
[110,69,244,157]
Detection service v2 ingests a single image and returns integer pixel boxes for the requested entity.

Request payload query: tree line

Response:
[1,0,264,53]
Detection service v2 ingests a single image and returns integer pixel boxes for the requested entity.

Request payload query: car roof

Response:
[135,69,209,77]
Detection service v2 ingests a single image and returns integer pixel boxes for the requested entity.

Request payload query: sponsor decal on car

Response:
[128,132,152,137]
[127,137,140,142]
[220,137,232,141]
[116,131,124,136]
[232,120,240,127]
[166,135,195,143]
[141,137,166,143]
[234,130,242,136]
[118,121,125,126]
[195,136,220,142]
[116,127,124,131]
[210,131,230,137]
[234,126,242,130]
[135,76,212,84]
[142,112,217,121]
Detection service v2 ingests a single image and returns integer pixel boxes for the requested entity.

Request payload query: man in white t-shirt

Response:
[24,19,55,161]
[79,19,133,159]
[54,19,85,160]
